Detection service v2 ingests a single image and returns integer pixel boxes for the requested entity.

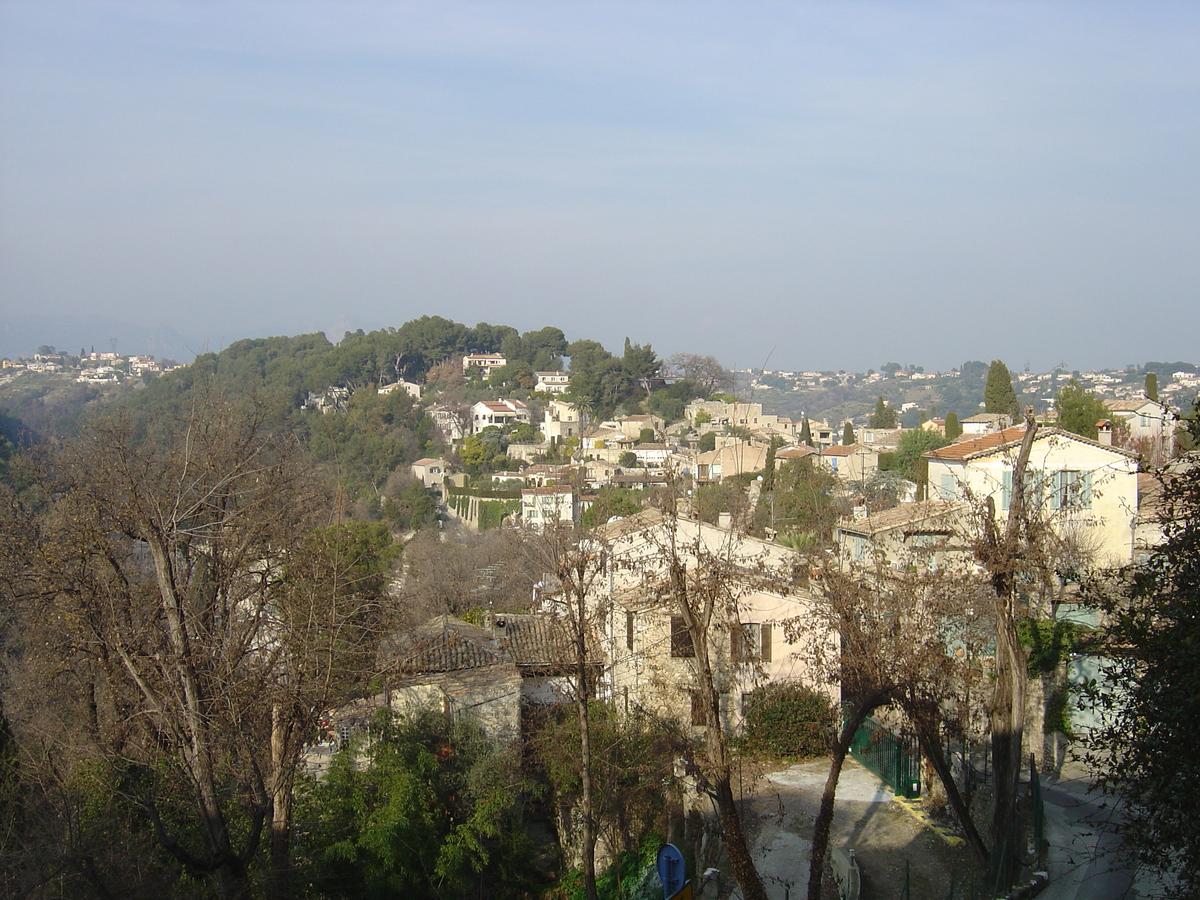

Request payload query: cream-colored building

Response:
[924,425,1140,568]
[589,511,835,733]
[817,443,879,483]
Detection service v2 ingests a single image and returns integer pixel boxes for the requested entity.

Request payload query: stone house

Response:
[590,511,835,733]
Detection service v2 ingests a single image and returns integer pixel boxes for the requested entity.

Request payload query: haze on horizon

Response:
[1,2,1197,375]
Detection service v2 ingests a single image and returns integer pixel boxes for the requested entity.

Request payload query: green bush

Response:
[740,683,832,758]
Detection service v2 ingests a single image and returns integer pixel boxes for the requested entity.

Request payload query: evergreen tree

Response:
[944,411,962,441]
[1085,461,1200,894]
[1054,379,1109,441]
[799,417,813,447]
[984,360,1021,420]
[842,422,855,445]
[762,436,779,492]
[869,397,897,429]
[1145,372,1159,401]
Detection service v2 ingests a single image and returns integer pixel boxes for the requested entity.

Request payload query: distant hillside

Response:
[0,314,200,364]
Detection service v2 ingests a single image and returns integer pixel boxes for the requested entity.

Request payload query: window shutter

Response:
[1001,470,1012,510]
[760,624,773,663]
[730,623,743,662]
[1080,471,1093,509]
[940,474,955,501]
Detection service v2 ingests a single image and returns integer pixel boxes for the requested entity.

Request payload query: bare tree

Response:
[664,353,736,395]
[8,391,395,899]
[786,561,991,900]
[968,411,1040,890]
[508,521,610,900]
[603,500,801,900]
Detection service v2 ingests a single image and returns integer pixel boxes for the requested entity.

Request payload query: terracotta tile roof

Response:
[491,614,594,667]
[821,444,860,457]
[925,426,1030,461]
[925,425,1139,462]
[386,616,507,674]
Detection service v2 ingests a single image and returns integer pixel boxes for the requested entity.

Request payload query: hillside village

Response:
[2,324,1199,899]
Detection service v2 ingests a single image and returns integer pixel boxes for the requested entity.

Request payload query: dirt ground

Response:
[735,757,978,900]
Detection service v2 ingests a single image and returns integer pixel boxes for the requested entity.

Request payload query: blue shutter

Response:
[1080,471,1092,509]
[940,474,955,501]
[1002,470,1012,510]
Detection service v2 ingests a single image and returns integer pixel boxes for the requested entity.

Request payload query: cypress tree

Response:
[842,422,855,445]
[984,360,1021,420]
[944,411,962,441]
[799,417,813,447]
[1145,372,1159,401]
[762,436,779,491]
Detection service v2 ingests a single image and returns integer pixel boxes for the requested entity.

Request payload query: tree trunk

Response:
[691,611,767,900]
[990,611,1026,892]
[578,661,598,900]
[912,717,989,865]
[267,702,296,900]
[808,702,870,900]
[981,412,1038,893]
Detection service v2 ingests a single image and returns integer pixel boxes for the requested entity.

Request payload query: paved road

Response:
[738,758,913,900]
[1038,765,1159,900]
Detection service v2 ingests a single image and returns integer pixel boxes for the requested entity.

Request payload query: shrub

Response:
[740,684,832,758]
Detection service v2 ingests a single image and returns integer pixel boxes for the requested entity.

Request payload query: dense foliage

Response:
[1084,460,1200,895]
[294,710,545,900]
[893,427,951,486]
[739,684,832,758]
[1053,379,1108,441]
[984,359,1020,420]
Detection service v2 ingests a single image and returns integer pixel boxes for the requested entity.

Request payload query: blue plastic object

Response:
[656,843,686,899]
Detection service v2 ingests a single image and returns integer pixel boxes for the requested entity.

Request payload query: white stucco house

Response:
[924,425,1140,568]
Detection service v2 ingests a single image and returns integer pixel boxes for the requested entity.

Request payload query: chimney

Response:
[1096,419,1113,445]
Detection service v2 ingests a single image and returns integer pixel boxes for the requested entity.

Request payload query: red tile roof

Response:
[925,426,1030,461]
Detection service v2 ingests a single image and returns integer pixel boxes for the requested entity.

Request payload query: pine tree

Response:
[984,360,1020,420]
[842,422,855,445]
[944,411,962,441]
[1055,379,1109,440]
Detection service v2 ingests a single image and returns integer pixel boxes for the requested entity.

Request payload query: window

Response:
[670,616,695,658]
[730,622,773,663]
[626,610,636,651]
[1052,470,1092,510]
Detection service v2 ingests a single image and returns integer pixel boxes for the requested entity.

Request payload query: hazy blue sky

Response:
[1,2,1197,372]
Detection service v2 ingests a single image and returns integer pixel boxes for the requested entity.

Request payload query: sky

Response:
[1,1,1197,373]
